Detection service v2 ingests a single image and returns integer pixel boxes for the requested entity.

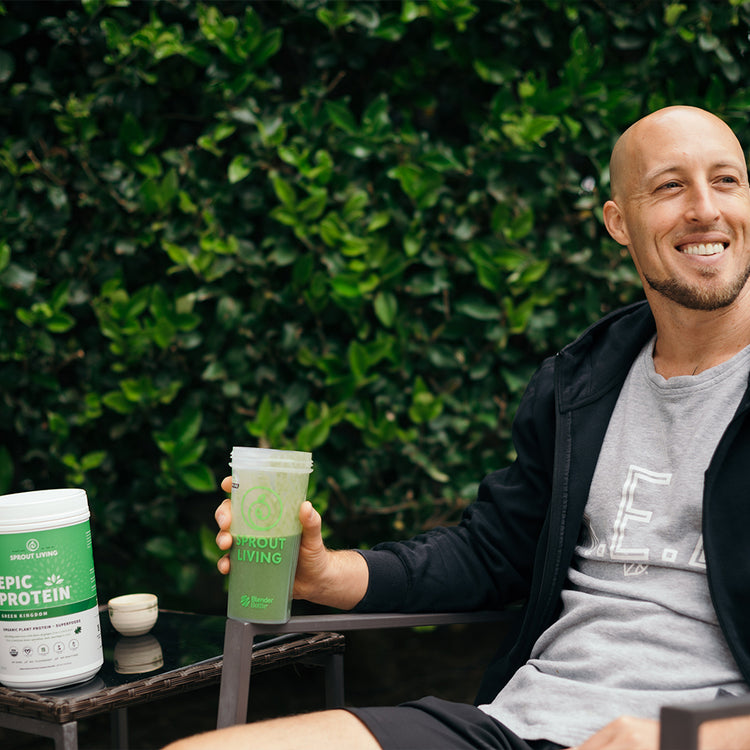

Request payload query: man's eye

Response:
[657,181,680,190]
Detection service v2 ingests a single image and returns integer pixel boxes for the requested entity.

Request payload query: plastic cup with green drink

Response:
[227,447,313,624]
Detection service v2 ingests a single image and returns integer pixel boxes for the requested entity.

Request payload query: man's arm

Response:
[215,351,555,617]
[216,477,369,610]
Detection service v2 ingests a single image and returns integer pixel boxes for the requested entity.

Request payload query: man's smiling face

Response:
[604,107,750,312]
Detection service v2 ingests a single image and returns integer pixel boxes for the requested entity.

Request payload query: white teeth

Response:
[681,243,725,256]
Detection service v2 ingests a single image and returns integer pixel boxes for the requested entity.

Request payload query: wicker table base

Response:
[0,609,345,750]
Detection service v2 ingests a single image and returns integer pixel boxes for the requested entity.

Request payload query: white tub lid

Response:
[0,488,89,526]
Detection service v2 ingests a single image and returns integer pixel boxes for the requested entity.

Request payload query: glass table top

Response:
[0,606,341,734]
[98,608,226,689]
[0,609,228,706]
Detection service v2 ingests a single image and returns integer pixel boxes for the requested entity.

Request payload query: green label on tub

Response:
[0,523,97,621]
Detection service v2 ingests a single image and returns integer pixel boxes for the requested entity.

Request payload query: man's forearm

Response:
[294,548,370,611]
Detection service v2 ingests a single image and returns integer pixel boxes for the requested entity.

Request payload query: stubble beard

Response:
[645,262,750,311]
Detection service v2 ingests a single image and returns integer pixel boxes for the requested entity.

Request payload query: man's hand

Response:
[215,476,368,610]
[215,477,234,575]
[567,716,659,750]
[699,715,750,750]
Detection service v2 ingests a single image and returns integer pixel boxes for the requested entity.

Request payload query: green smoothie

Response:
[227,534,301,623]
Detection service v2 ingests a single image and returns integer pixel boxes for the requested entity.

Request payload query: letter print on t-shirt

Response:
[611,465,670,567]
[580,464,707,578]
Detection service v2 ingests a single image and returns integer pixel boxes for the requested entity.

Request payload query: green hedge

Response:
[2,0,749,611]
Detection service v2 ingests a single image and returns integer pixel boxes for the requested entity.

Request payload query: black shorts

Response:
[347,697,565,750]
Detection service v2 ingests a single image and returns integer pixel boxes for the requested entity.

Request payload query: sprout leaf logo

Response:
[242,486,283,531]
[26,539,40,553]
[45,574,65,587]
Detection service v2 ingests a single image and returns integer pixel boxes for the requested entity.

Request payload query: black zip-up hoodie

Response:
[356,301,750,705]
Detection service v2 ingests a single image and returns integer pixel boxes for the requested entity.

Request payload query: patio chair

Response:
[217,609,750,750]
[216,609,509,728]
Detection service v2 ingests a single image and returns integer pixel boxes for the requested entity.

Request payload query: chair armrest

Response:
[241,609,510,636]
[660,694,750,750]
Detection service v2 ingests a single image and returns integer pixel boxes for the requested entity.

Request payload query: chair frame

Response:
[216,610,508,728]
[217,610,750,749]
[660,693,750,750]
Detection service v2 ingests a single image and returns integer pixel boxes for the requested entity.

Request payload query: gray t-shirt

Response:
[479,337,750,747]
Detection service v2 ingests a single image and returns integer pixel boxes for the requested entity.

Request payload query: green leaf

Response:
[501,113,559,148]
[664,3,687,26]
[81,451,106,471]
[0,242,10,273]
[228,155,252,183]
[135,153,163,178]
[102,392,133,415]
[325,100,358,134]
[46,312,75,333]
[348,340,370,381]
[297,419,330,451]
[507,207,534,241]
[374,291,397,327]
[270,172,296,208]
[388,164,443,207]
[179,463,216,492]
[253,28,283,66]
[176,409,203,445]
[454,299,499,321]
[404,233,422,257]
[0,50,14,84]
[298,189,327,220]
[366,212,390,232]
[316,6,356,31]
[330,276,361,298]
[162,241,193,269]
[120,112,148,156]
[408,377,443,424]
[361,93,390,134]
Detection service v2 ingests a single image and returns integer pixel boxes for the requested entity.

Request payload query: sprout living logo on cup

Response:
[242,486,283,531]
[227,447,313,624]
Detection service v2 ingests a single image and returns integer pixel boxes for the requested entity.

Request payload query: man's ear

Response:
[603,200,630,246]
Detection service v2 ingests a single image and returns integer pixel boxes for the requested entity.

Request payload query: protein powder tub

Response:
[0,488,103,690]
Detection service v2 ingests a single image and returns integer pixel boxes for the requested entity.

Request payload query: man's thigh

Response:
[348,697,564,750]
[164,709,380,750]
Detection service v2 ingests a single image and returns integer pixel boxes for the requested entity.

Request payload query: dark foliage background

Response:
[2,0,749,611]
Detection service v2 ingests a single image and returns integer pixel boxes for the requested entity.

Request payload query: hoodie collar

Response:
[554,301,656,413]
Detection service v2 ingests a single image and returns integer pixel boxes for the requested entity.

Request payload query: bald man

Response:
[166,107,750,750]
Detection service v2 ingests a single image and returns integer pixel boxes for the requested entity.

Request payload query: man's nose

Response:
[685,183,721,223]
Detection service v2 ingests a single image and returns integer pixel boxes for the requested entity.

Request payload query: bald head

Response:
[609,106,747,200]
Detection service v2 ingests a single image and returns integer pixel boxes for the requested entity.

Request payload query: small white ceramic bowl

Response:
[108,593,159,637]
